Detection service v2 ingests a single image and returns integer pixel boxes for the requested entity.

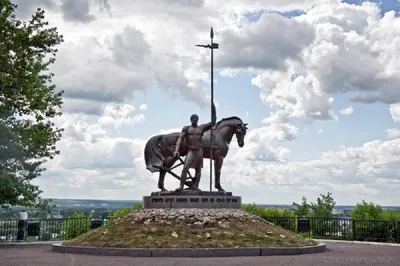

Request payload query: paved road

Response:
[0,243,398,266]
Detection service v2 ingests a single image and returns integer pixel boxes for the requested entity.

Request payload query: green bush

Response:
[109,208,133,219]
[242,203,296,231]
[381,210,400,221]
[107,202,144,224]
[133,202,144,210]
[242,203,294,217]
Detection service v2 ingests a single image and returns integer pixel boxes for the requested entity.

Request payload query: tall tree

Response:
[292,193,336,217]
[0,0,64,209]
[351,200,383,220]
[292,196,310,217]
[309,192,336,217]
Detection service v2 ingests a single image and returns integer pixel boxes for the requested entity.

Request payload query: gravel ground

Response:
[0,242,398,266]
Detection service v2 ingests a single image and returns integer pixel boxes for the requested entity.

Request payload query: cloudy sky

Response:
[15,0,400,206]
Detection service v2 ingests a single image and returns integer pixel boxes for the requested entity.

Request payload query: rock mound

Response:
[64,208,316,249]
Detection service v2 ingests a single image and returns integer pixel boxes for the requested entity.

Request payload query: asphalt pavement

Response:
[0,242,398,266]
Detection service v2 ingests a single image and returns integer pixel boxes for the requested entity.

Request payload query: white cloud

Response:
[339,106,354,115]
[219,68,241,78]
[229,1,400,139]
[386,128,400,139]
[98,104,145,128]
[295,3,400,104]
[217,12,315,70]
[139,104,148,112]
[61,98,106,115]
[232,142,290,163]
[318,128,323,134]
[221,138,400,204]
[389,103,400,122]
[36,112,153,197]
[248,121,298,142]
[34,1,226,116]
[158,128,182,135]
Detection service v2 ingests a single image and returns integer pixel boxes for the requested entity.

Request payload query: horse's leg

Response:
[158,170,167,192]
[158,156,177,191]
[214,156,225,192]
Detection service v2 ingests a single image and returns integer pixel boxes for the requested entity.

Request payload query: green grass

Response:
[64,210,317,249]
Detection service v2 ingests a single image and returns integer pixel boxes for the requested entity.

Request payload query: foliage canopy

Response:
[0,0,64,210]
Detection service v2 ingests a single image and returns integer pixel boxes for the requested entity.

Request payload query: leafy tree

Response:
[381,209,400,221]
[292,196,310,217]
[351,200,400,220]
[0,0,64,209]
[309,192,336,217]
[292,193,336,217]
[351,200,383,220]
[351,202,399,242]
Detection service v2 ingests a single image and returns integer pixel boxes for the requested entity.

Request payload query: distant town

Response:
[1,198,399,220]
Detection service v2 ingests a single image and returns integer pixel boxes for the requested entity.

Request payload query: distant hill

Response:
[44,198,400,211]
[46,198,141,209]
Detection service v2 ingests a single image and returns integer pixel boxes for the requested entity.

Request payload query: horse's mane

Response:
[214,116,243,129]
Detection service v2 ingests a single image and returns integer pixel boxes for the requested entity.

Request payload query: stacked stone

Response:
[114,208,268,229]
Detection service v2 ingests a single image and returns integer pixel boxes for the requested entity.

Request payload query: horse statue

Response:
[144,116,248,192]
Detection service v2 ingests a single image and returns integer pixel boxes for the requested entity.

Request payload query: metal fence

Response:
[0,217,116,242]
[262,217,400,243]
[1,216,399,243]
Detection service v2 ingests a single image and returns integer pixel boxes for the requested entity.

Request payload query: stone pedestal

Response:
[143,190,241,209]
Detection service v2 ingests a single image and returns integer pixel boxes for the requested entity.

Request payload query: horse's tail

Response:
[144,134,165,173]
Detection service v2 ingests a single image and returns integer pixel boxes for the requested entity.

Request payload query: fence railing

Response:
[1,216,399,243]
[0,217,116,242]
[262,216,400,243]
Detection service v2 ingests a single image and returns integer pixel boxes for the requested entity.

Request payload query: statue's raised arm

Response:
[200,102,216,133]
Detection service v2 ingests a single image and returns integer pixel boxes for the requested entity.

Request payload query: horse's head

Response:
[213,117,248,147]
[235,122,248,148]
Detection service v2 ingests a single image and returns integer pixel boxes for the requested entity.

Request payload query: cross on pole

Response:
[195,27,219,192]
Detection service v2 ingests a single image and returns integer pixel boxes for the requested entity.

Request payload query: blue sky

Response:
[344,0,400,14]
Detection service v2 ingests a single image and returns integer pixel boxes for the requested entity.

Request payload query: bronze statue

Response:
[144,114,248,192]
[173,102,217,191]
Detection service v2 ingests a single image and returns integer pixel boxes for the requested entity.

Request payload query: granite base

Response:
[143,191,241,209]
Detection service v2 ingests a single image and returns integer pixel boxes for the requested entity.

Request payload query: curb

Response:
[0,241,63,248]
[313,239,400,247]
[51,242,326,257]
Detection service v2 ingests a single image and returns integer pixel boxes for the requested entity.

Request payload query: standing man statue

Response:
[174,102,217,191]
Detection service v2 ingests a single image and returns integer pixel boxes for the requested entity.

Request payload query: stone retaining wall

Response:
[52,242,326,257]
